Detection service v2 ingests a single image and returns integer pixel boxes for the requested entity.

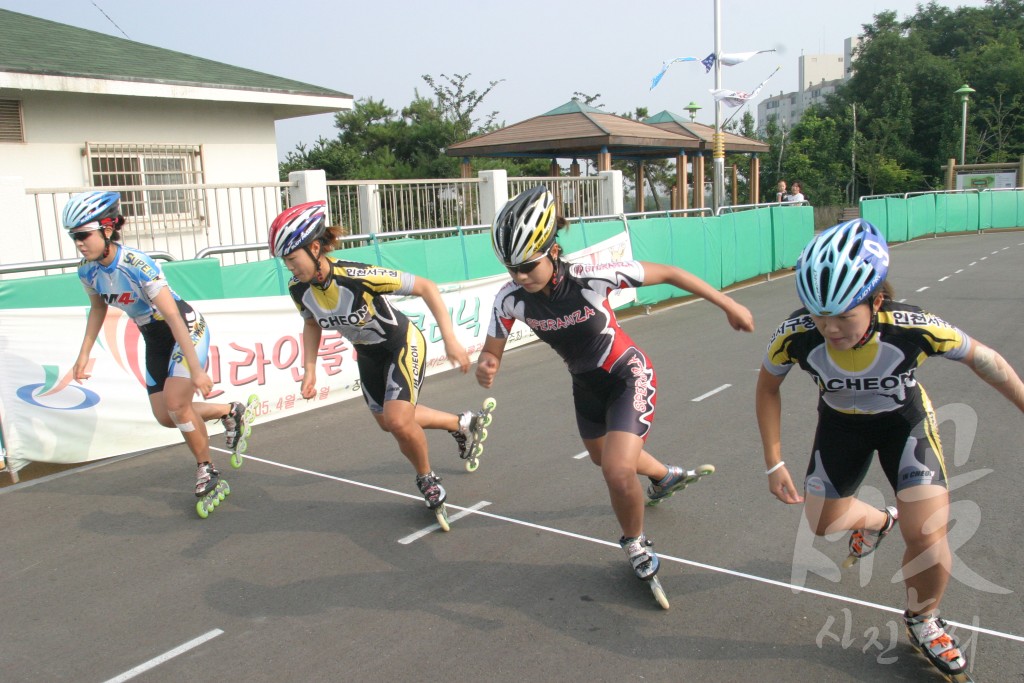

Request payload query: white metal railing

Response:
[508,176,604,219]
[23,182,293,274]
[326,178,484,236]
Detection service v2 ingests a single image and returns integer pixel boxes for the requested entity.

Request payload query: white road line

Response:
[955,269,964,273]
[230,451,1024,644]
[981,256,988,260]
[573,451,590,460]
[938,276,949,282]
[992,250,999,254]
[691,384,732,402]
[398,501,492,544]
[916,286,929,292]
[102,629,223,683]
[970,261,977,266]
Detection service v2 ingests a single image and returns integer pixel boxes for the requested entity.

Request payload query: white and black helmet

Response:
[491,186,559,267]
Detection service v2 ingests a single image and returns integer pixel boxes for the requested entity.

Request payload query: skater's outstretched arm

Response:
[959,340,1024,412]
[639,262,755,332]
[299,316,323,400]
[476,336,506,389]
[73,293,108,382]
[411,276,470,373]
[756,366,803,504]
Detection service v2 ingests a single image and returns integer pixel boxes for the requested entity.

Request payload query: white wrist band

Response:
[765,461,785,475]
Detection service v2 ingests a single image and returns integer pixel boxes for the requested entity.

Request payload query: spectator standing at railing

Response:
[64,191,254,506]
[775,179,788,203]
[785,181,805,203]
[268,201,490,529]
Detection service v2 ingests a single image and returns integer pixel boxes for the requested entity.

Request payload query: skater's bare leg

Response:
[584,431,646,538]
[804,494,889,536]
[375,399,431,475]
[585,437,670,483]
[191,401,232,422]
[411,404,460,432]
[150,378,211,464]
[897,485,952,615]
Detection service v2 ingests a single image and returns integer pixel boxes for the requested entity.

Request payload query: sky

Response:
[1,0,990,161]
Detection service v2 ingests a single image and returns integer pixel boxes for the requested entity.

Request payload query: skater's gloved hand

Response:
[768,464,803,504]
[476,352,499,388]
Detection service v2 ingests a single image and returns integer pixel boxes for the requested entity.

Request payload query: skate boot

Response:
[449,397,496,472]
[646,463,715,506]
[416,471,450,531]
[620,534,669,609]
[904,611,972,682]
[843,505,898,567]
[222,394,259,469]
[194,461,230,519]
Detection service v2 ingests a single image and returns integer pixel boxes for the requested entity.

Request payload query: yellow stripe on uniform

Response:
[920,388,948,481]
[397,324,426,405]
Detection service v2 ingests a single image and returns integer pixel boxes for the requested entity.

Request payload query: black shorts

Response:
[572,346,657,441]
[356,324,426,414]
[137,300,209,396]
[804,390,948,499]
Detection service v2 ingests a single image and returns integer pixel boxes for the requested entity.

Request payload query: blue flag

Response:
[701,53,716,73]
[650,57,698,90]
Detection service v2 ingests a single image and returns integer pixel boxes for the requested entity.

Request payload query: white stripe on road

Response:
[938,276,949,282]
[574,451,590,460]
[916,286,929,292]
[955,269,964,273]
[229,450,1024,645]
[102,629,223,683]
[969,261,977,266]
[398,501,492,544]
[691,384,732,402]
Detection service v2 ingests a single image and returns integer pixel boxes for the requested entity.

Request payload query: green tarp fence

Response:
[0,206,813,310]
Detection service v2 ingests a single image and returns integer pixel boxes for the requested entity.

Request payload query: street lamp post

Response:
[954,84,975,166]
[684,101,702,122]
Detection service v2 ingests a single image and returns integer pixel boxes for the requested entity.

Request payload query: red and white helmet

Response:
[268,201,327,257]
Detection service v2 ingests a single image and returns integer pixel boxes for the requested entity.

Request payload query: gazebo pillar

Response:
[549,159,560,177]
[731,164,738,206]
[460,157,472,179]
[597,146,612,172]
[675,152,688,210]
[570,159,580,177]
[635,162,645,213]
[750,154,760,204]
[693,152,705,209]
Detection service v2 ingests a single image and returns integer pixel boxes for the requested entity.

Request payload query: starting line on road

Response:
[102,629,223,683]
[216,448,1024,646]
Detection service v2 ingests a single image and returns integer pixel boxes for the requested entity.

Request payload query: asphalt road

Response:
[2,230,1022,683]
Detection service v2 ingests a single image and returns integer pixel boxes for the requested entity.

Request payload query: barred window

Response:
[85,143,205,231]
[0,99,25,142]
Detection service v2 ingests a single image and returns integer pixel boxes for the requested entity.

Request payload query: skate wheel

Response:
[435,506,451,532]
[230,452,243,469]
[471,443,484,458]
[697,464,716,476]
[481,413,493,427]
[649,576,670,610]
[242,424,253,439]
[478,427,488,443]
[236,436,248,454]
[841,555,858,568]
[483,397,497,411]
[196,500,210,519]
[465,458,479,473]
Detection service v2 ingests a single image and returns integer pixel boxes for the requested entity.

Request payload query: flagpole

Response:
[712,0,725,211]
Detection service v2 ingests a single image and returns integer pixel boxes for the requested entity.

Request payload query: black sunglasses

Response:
[70,231,95,242]
[506,251,550,275]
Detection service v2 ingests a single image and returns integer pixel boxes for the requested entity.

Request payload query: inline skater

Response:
[269,201,486,529]
[476,186,754,604]
[65,191,254,508]
[755,219,1024,680]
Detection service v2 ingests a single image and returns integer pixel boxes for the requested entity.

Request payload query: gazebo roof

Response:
[446,100,702,161]
[643,111,769,154]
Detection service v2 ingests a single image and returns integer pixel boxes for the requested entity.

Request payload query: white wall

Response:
[0,90,281,187]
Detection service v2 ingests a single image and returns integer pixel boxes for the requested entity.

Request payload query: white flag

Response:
[719,49,775,66]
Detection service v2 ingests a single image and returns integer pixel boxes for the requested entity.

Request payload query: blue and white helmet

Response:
[62,190,121,231]
[795,219,890,316]
[268,201,327,258]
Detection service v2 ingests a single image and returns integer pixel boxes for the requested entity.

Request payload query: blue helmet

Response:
[268,201,327,258]
[795,219,890,315]
[62,191,121,231]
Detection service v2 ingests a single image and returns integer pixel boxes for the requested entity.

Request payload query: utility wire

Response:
[90,1,130,40]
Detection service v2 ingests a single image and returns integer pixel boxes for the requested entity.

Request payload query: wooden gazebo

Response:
[446,100,768,210]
